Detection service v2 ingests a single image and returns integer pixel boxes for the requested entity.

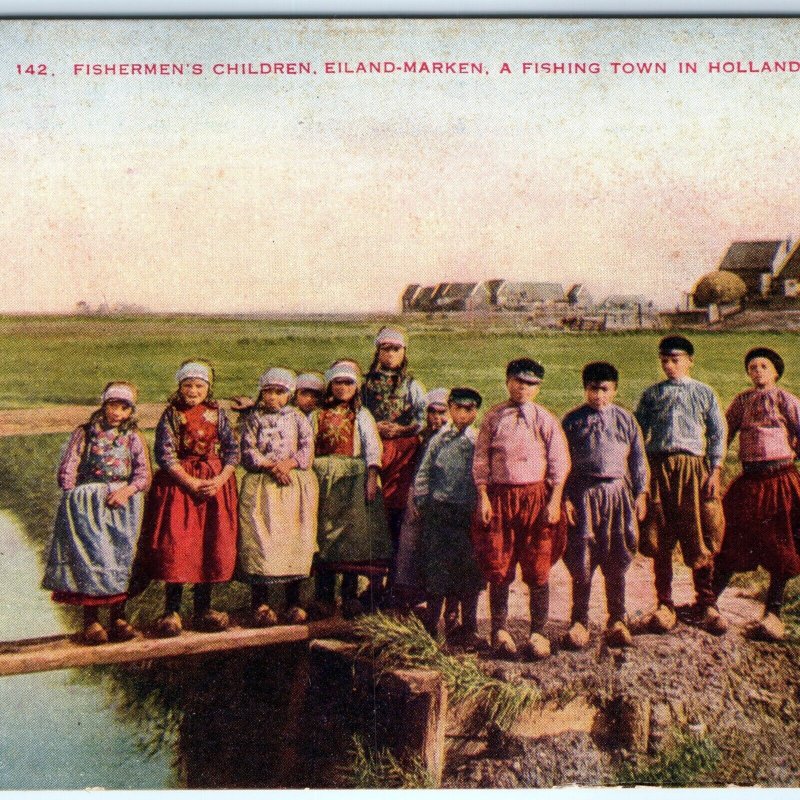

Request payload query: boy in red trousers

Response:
[472,358,570,659]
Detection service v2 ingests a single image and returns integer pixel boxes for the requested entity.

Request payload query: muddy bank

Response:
[444,620,800,787]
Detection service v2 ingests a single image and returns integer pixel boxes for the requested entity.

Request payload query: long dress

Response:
[237,405,319,583]
[42,421,151,605]
[137,402,239,584]
[312,404,391,575]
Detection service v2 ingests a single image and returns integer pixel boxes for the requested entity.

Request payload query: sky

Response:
[1,17,799,314]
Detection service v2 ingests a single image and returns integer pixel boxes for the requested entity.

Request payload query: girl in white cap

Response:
[293,372,326,419]
[42,382,151,645]
[362,326,427,604]
[310,359,391,618]
[237,368,318,625]
[137,360,240,637]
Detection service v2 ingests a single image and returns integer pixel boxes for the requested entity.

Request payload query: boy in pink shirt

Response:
[471,358,570,659]
[713,347,800,641]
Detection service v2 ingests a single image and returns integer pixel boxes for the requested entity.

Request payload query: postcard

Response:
[1,16,800,791]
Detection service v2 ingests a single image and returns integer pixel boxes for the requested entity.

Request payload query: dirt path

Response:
[491,555,761,628]
[0,402,242,437]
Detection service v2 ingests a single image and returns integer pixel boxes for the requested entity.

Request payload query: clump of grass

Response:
[337,734,436,789]
[780,578,800,643]
[617,731,721,787]
[352,612,539,732]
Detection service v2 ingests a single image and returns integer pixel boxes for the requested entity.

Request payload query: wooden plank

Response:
[0,618,351,677]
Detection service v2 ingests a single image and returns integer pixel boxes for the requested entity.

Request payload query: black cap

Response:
[659,335,694,357]
[745,347,784,379]
[506,357,545,384]
[449,387,482,408]
[582,362,619,386]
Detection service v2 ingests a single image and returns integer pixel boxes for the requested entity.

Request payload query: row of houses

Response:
[401,280,657,329]
[401,280,590,313]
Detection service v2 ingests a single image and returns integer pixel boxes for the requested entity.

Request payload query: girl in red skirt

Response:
[713,347,800,641]
[139,360,240,637]
[362,327,427,605]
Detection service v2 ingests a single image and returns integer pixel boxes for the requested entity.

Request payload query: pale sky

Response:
[1,18,799,314]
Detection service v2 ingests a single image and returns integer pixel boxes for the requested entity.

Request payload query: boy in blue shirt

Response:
[414,388,485,648]
[635,336,727,635]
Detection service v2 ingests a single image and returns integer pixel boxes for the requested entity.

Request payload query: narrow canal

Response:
[0,509,175,789]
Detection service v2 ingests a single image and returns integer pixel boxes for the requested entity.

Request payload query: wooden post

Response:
[309,639,448,787]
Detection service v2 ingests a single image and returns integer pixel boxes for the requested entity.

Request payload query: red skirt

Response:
[51,591,128,607]
[471,482,567,587]
[717,465,800,579]
[137,456,238,584]
[380,435,420,511]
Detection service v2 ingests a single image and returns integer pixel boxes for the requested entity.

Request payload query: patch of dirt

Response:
[450,558,800,786]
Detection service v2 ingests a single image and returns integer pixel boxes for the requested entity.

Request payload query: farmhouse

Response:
[773,240,800,298]
[715,239,792,300]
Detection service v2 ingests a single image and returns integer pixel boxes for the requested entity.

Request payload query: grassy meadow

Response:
[1,314,799,417]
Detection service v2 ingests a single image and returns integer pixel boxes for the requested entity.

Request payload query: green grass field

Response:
[1,315,798,416]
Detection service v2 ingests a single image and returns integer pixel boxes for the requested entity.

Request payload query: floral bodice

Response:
[362,371,426,428]
[315,406,356,457]
[77,425,134,483]
[177,404,220,457]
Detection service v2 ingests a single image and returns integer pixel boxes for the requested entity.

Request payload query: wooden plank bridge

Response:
[0,618,352,677]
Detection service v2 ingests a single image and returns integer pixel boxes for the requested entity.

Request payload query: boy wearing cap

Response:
[414,388,486,646]
[713,347,800,641]
[561,362,648,649]
[395,388,451,606]
[237,368,318,626]
[472,358,570,659]
[635,336,728,635]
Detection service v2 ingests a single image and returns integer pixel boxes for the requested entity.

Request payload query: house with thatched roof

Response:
[401,284,422,312]
[430,282,491,312]
[717,240,791,300]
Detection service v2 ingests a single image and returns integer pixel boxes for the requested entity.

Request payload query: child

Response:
[139,360,239,637]
[561,362,649,649]
[635,336,728,635]
[294,372,325,419]
[414,388,485,647]
[312,360,391,618]
[394,387,450,606]
[713,347,800,641]
[362,326,427,602]
[472,358,570,660]
[42,382,151,645]
[238,368,318,625]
